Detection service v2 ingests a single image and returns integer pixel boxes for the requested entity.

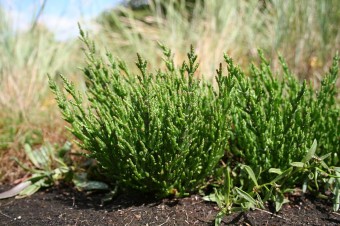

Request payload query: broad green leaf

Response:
[230,206,246,212]
[73,172,109,191]
[29,174,51,183]
[58,141,72,158]
[262,186,274,203]
[240,201,254,210]
[24,144,54,170]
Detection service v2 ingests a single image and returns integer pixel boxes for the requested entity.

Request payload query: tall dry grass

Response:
[0,8,78,123]
[0,7,78,183]
[95,0,340,82]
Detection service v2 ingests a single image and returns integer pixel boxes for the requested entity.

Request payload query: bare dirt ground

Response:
[0,184,339,226]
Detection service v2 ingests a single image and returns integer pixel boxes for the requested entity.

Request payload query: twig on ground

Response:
[254,208,290,222]
[159,216,170,226]
[331,211,340,216]
[0,210,12,219]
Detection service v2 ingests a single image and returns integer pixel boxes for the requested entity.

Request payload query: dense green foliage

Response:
[222,51,339,180]
[50,26,339,201]
[49,29,231,197]
[208,52,339,224]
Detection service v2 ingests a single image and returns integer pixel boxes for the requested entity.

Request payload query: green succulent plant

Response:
[49,27,231,197]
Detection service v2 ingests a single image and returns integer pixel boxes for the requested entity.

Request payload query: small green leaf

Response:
[302,139,317,164]
[24,144,40,168]
[242,165,258,186]
[224,167,232,203]
[16,180,45,199]
[269,168,283,174]
[76,181,110,191]
[320,160,329,169]
[333,186,340,212]
[58,141,72,158]
[314,168,319,190]
[290,162,304,168]
[333,171,340,211]
[275,196,289,212]
[101,186,119,205]
[320,153,331,161]
[255,192,265,209]
[270,167,293,184]
[203,193,217,202]
[215,211,224,226]
[230,206,246,212]
[235,187,257,207]
[302,179,308,193]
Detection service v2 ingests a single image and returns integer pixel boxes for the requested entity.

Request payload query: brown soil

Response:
[0,184,339,226]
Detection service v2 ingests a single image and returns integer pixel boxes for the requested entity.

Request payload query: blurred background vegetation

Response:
[0,0,339,183]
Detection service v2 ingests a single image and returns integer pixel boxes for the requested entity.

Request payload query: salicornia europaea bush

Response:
[221,51,339,182]
[50,27,339,198]
[49,27,231,197]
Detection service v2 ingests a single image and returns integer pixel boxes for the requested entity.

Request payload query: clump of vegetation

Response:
[1,1,339,224]
[2,0,340,187]
[222,51,339,175]
[50,22,340,199]
[208,51,339,222]
[204,50,339,225]
[49,27,231,197]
